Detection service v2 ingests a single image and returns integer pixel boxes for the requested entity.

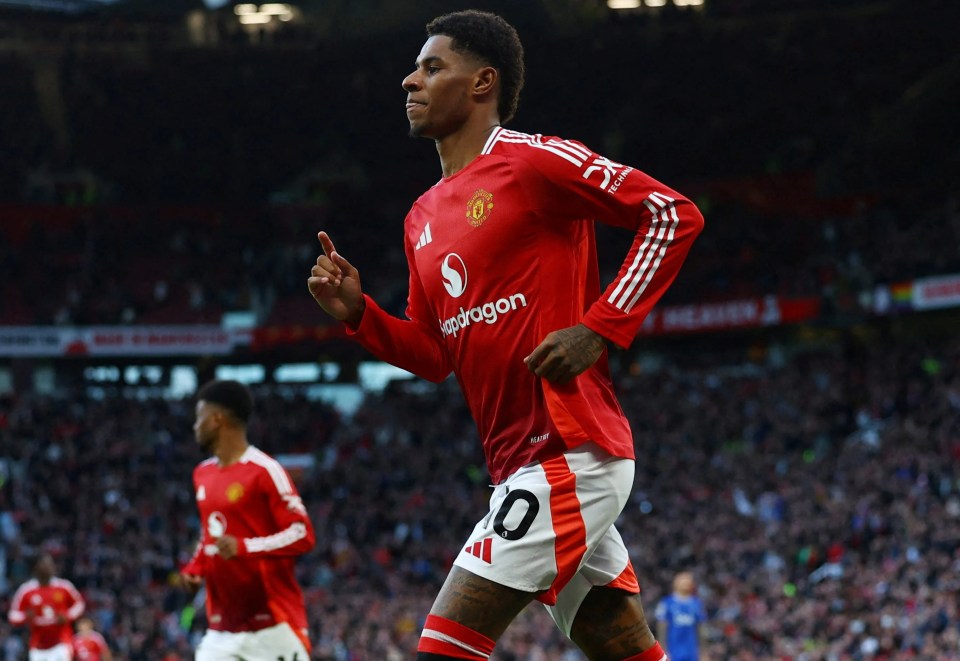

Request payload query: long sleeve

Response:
[182,471,208,576]
[346,235,453,382]
[181,539,206,576]
[63,580,85,621]
[7,583,28,625]
[235,466,316,558]
[512,135,704,348]
[583,179,703,348]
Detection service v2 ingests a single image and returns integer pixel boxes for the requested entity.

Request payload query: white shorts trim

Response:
[453,442,639,635]
[195,622,308,661]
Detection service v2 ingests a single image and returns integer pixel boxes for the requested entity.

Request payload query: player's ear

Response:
[473,66,498,98]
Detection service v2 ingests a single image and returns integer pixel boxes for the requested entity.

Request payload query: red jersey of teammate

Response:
[181,446,315,647]
[8,577,85,650]
[73,631,109,660]
[350,127,704,483]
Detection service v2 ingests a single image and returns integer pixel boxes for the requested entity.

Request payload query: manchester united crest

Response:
[466,189,494,227]
[226,482,244,503]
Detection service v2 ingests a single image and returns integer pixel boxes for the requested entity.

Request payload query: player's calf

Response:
[570,586,665,661]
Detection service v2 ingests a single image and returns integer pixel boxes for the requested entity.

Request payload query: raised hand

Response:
[307,231,366,326]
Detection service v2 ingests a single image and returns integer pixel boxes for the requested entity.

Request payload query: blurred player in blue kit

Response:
[655,572,707,661]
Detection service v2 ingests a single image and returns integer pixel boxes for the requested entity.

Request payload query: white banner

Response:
[913,273,960,311]
[0,328,64,355]
[0,326,251,357]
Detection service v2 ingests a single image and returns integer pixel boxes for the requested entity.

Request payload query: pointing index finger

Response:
[317,231,337,259]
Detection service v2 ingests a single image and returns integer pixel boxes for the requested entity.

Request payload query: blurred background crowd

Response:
[1,0,958,659]
[1,327,959,660]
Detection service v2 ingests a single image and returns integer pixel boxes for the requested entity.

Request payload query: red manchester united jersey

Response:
[73,631,109,660]
[181,446,315,648]
[349,127,704,483]
[8,577,85,650]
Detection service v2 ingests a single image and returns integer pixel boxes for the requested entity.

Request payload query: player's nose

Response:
[402,72,420,92]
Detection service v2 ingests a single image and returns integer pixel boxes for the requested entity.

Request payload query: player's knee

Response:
[417,614,495,661]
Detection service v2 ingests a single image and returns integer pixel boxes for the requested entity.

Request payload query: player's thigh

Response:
[544,522,640,636]
[195,629,245,661]
[569,586,658,661]
[454,443,634,604]
[29,644,72,661]
[241,623,309,661]
[428,565,536,640]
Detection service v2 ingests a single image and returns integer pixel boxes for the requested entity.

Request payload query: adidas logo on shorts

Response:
[463,537,492,564]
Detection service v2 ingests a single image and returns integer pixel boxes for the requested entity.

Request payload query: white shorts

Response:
[453,442,640,636]
[195,622,309,661]
[29,644,72,661]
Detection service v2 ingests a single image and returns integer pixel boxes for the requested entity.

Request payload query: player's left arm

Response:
[518,138,704,367]
[62,580,86,622]
[219,466,316,559]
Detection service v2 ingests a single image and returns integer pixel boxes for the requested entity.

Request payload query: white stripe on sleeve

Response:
[247,448,293,495]
[244,522,309,554]
[608,193,678,311]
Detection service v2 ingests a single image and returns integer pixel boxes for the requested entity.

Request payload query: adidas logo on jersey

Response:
[196,485,206,501]
[415,223,433,250]
[463,537,492,564]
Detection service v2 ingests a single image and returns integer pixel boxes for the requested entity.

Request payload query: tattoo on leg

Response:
[429,567,536,641]
[570,588,656,661]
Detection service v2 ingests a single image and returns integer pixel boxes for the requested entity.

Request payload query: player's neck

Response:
[435,116,499,178]
[215,433,249,467]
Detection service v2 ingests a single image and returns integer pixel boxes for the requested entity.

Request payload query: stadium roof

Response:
[0,0,908,17]
[0,0,202,13]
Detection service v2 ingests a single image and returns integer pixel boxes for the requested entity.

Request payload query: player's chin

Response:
[407,120,436,140]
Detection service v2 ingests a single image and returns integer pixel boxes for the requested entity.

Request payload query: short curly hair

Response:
[426,10,525,124]
[197,379,254,425]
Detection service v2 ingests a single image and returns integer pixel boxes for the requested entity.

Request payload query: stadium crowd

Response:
[1,190,958,329]
[1,325,958,660]
[1,0,957,329]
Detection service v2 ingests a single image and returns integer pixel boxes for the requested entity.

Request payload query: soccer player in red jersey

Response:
[72,617,112,661]
[178,379,316,661]
[7,554,85,661]
[308,10,703,661]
